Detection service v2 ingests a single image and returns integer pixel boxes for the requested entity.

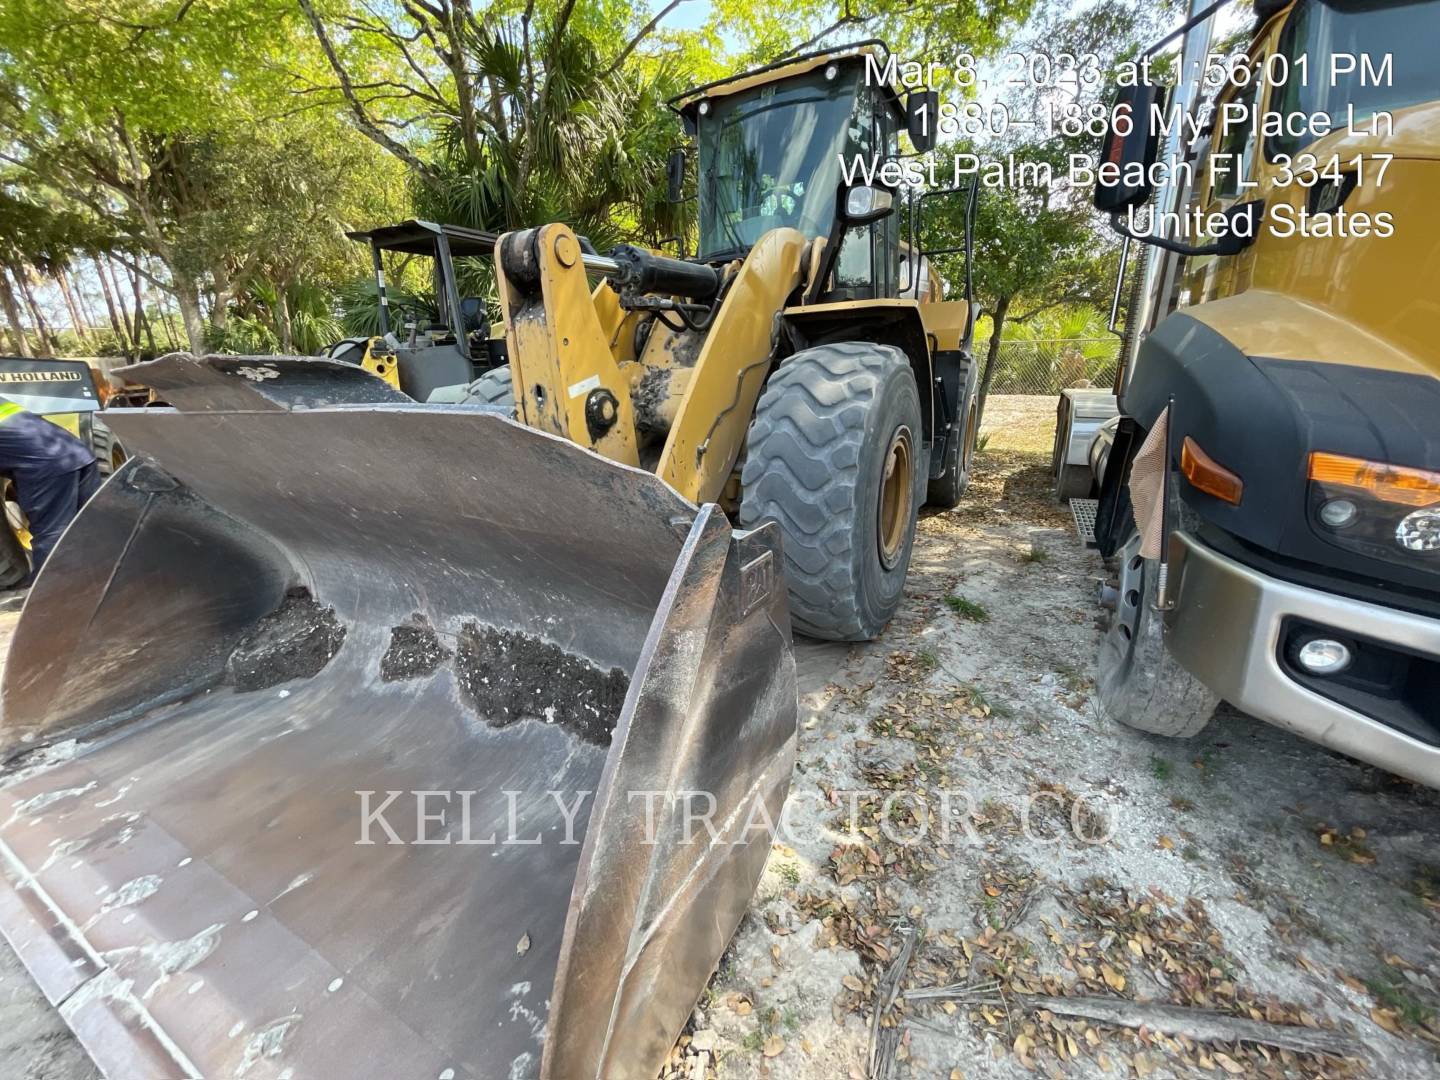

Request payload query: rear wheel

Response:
[740,342,923,641]
[1096,531,1219,736]
[926,357,978,509]
[446,365,521,411]
[94,419,127,477]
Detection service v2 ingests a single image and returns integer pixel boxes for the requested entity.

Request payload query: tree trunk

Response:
[56,269,90,347]
[975,294,1010,430]
[275,286,294,354]
[209,262,233,332]
[100,258,136,358]
[18,270,55,355]
[95,258,131,355]
[127,264,157,355]
[123,265,142,349]
[0,270,32,357]
[172,275,207,354]
[70,268,102,339]
[159,304,181,351]
[148,260,181,351]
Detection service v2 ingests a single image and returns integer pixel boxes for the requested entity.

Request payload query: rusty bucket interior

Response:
[0,362,796,1080]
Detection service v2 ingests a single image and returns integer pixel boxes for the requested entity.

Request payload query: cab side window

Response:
[836,87,876,293]
[1209,73,1260,201]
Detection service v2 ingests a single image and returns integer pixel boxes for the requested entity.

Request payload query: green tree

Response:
[923,0,1177,422]
[0,0,392,354]
[297,0,697,246]
[0,184,108,355]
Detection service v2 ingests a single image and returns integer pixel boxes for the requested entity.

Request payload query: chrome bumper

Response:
[1166,532,1440,789]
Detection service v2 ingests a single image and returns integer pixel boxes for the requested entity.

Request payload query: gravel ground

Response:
[3,398,1438,1079]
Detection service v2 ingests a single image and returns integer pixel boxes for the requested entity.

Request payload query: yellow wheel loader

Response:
[0,43,978,1078]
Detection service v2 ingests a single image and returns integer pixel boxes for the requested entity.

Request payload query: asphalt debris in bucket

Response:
[381,616,452,682]
[227,587,346,692]
[454,623,629,745]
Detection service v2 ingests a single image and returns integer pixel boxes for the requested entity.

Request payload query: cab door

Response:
[1184,64,1265,305]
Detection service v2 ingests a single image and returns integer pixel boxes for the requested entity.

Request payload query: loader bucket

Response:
[0,400,796,1079]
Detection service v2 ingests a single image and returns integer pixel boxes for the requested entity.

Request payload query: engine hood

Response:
[1125,313,1440,598]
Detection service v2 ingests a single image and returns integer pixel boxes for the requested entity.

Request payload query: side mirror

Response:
[905,90,940,153]
[666,147,687,203]
[841,184,895,225]
[1093,82,1168,213]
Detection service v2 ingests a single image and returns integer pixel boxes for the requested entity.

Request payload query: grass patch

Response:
[1054,660,1090,694]
[1150,755,1174,782]
[1022,546,1050,564]
[981,893,1002,931]
[944,594,990,622]
[1368,975,1435,1028]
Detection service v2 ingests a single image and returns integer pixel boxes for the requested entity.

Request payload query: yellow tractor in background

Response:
[0,43,978,1079]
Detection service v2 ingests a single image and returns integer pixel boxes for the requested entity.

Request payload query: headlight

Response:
[1397,507,1440,552]
[1308,452,1440,568]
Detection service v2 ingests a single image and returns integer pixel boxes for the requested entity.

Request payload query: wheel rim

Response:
[1099,535,1146,693]
[877,425,914,570]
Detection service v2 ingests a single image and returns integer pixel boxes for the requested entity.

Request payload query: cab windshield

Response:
[696,69,859,259]
[1268,0,1440,157]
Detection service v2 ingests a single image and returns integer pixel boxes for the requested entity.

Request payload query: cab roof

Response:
[345,220,499,257]
[673,40,907,123]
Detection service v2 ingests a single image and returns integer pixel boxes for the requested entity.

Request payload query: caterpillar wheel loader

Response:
[0,42,978,1079]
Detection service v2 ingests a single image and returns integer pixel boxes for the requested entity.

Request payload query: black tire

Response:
[1055,464,1094,502]
[428,367,516,411]
[1096,531,1219,736]
[740,342,923,641]
[464,367,516,409]
[93,419,127,477]
[926,357,978,508]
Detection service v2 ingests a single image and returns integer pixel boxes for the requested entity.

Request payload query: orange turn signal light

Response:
[1181,437,1244,505]
[1308,452,1440,507]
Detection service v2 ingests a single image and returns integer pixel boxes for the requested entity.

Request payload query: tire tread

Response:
[740,342,914,640]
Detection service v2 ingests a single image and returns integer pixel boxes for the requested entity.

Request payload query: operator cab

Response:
[676,46,916,303]
[340,220,503,402]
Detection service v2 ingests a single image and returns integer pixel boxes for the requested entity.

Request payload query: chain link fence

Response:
[972,337,1121,396]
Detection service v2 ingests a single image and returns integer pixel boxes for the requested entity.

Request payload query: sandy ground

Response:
[662,398,1440,1079]
[2,397,1438,1079]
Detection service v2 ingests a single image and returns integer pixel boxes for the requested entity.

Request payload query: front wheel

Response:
[740,342,923,641]
[1095,531,1219,737]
